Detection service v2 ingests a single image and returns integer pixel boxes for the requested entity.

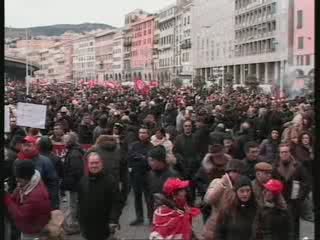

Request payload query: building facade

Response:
[158,4,177,86]
[95,30,116,81]
[34,40,73,83]
[175,0,193,84]
[292,0,314,77]
[192,0,292,89]
[113,30,125,81]
[72,35,96,82]
[131,15,155,82]
[153,15,160,83]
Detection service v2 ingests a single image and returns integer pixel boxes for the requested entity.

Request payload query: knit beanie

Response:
[149,145,166,162]
[15,160,35,180]
[225,159,245,173]
[234,176,252,191]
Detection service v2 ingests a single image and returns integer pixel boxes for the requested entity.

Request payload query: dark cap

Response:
[149,145,166,162]
[234,175,252,191]
[15,160,35,180]
[225,159,245,173]
[209,144,224,154]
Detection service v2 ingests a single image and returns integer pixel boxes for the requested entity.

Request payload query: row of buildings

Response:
[6,0,314,88]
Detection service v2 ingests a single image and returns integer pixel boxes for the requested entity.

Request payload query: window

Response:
[298,37,304,49]
[305,55,310,65]
[297,10,303,29]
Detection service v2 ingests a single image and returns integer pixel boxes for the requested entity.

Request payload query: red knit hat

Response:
[263,179,284,196]
[23,136,38,145]
[163,178,190,196]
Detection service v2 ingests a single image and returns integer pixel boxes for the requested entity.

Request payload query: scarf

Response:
[18,170,41,204]
[17,149,39,160]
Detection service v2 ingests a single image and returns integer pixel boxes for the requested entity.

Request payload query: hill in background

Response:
[5,23,116,38]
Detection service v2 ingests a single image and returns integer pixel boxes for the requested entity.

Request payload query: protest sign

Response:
[16,103,47,129]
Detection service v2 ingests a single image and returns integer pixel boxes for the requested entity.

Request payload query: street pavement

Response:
[66,192,315,240]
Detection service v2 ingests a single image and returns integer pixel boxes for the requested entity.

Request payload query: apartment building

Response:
[153,15,160,83]
[292,0,314,77]
[131,15,155,82]
[113,30,125,81]
[158,4,177,86]
[175,0,193,84]
[192,0,292,88]
[123,26,133,82]
[72,35,96,82]
[95,30,116,81]
[192,0,235,83]
[35,40,73,83]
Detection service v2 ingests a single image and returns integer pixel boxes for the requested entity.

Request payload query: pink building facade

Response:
[293,0,314,77]
[131,16,155,82]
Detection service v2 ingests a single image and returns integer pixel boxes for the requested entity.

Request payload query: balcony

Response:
[181,42,191,49]
[123,40,132,47]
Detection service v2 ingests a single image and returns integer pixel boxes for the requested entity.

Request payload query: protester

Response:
[259,129,281,163]
[242,141,262,180]
[60,132,84,234]
[273,143,311,240]
[78,152,122,240]
[252,162,273,207]
[92,135,129,206]
[202,159,244,240]
[150,178,201,240]
[5,160,52,240]
[212,176,257,240]
[146,145,180,214]
[254,179,291,240]
[15,136,59,210]
[127,126,153,225]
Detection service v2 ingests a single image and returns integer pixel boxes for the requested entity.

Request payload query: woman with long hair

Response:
[212,176,257,240]
[254,179,291,240]
[291,131,313,175]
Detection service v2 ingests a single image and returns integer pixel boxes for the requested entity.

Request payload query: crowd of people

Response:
[4,81,315,240]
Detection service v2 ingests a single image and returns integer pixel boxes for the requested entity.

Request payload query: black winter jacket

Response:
[61,144,85,192]
[78,172,122,240]
[254,205,291,240]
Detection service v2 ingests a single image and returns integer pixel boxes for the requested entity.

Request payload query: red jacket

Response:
[5,181,52,234]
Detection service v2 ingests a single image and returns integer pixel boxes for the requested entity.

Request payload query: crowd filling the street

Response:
[4,80,315,240]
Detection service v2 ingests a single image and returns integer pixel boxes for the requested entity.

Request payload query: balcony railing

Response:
[123,41,132,47]
[181,42,191,49]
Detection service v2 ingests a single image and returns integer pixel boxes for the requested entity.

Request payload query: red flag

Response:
[150,81,159,89]
[105,81,116,89]
[135,79,146,91]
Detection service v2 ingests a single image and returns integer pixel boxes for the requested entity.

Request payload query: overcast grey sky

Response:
[5,0,176,28]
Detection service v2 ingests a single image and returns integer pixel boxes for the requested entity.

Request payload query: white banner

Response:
[16,103,47,129]
[5,106,10,132]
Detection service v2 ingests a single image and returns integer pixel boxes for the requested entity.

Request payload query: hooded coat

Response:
[259,135,280,163]
[61,144,85,192]
[4,172,52,235]
[15,152,59,210]
[254,203,291,240]
[92,137,129,205]
[213,198,257,240]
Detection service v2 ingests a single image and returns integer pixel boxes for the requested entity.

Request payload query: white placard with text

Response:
[16,103,47,129]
